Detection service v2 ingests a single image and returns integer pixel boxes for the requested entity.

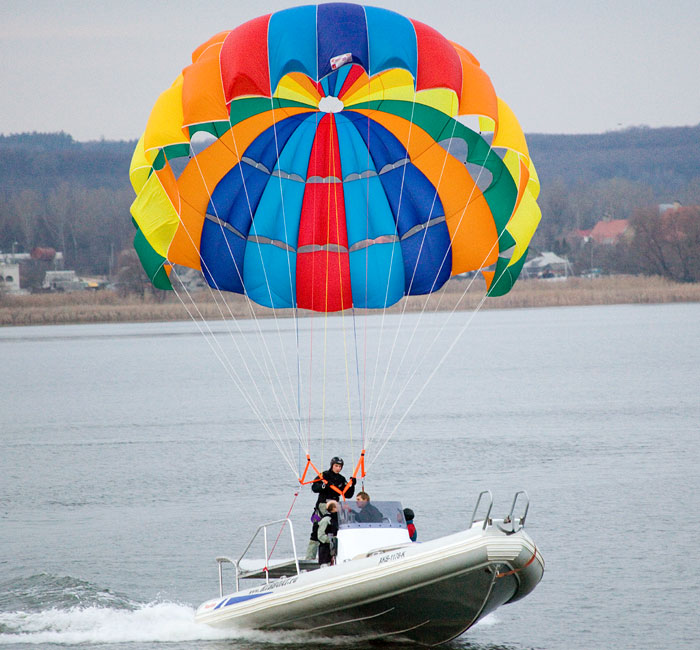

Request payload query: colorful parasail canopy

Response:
[129,2,541,311]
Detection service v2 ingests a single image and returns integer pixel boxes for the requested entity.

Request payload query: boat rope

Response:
[496,545,539,578]
[266,489,301,565]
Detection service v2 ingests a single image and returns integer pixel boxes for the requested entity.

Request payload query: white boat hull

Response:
[196,522,543,646]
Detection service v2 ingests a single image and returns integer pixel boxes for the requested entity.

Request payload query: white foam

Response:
[0,602,368,646]
[0,602,233,645]
[0,595,498,645]
[473,612,499,627]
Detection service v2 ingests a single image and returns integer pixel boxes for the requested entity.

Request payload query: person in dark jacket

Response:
[403,507,417,541]
[354,491,383,522]
[312,456,356,506]
[317,500,339,566]
[306,457,356,560]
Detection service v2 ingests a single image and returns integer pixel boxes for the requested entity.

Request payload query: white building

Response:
[0,261,21,293]
[42,270,86,292]
[523,252,573,278]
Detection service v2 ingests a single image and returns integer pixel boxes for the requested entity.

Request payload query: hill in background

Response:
[1,124,698,277]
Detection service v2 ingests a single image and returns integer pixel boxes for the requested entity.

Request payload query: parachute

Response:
[129,3,541,480]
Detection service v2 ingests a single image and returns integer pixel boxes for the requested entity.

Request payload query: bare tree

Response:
[629,206,700,282]
[11,189,44,252]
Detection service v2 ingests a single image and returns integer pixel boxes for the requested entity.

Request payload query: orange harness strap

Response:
[298,451,367,500]
[298,455,324,486]
[340,449,366,497]
[496,545,538,578]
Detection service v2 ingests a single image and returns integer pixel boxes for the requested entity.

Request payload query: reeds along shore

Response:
[1,275,699,327]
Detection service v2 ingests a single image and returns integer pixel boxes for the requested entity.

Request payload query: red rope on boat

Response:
[267,490,300,563]
[496,545,538,578]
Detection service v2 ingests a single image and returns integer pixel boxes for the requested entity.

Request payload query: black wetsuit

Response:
[312,469,356,506]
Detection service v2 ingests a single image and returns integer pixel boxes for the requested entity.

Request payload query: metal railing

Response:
[502,490,530,532]
[468,490,494,530]
[217,517,300,595]
[468,490,531,532]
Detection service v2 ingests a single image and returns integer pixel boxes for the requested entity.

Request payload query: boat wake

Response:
[0,602,406,647]
[0,574,229,645]
[0,600,234,645]
[1,573,442,646]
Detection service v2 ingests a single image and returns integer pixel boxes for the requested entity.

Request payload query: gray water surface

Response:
[1,303,699,649]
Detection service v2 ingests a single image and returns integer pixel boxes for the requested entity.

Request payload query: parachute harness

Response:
[298,450,366,499]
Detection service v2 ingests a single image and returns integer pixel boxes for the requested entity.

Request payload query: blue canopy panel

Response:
[200,163,265,293]
[349,114,452,296]
[380,164,451,295]
[267,4,418,91]
[268,5,318,92]
[364,6,418,78]
[243,113,319,308]
[200,116,303,293]
[317,3,369,80]
[335,113,404,308]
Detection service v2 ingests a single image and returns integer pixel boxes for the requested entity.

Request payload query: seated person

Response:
[354,491,383,523]
[317,500,339,566]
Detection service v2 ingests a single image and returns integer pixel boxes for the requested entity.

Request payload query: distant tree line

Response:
[0,133,135,281]
[1,126,699,289]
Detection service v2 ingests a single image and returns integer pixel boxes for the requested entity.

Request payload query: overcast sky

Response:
[2,0,699,141]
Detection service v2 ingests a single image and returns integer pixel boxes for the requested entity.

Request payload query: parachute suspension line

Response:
[362,102,371,449]
[167,267,273,437]
[352,307,366,447]
[329,114,356,462]
[169,271,289,454]
[369,147,522,463]
[297,441,303,479]
[187,140,302,467]
[306,314,315,448]
[152,148,299,463]
[364,81,420,454]
[186,149,298,435]
[186,144,299,429]
[369,139,500,452]
[168,267,298,477]
[370,213,516,465]
[225,103,304,453]
[305,109,321,458]
[268,93,304,444]
[365,117,460,444]
[368,290,490,469]
[320,108,331,467]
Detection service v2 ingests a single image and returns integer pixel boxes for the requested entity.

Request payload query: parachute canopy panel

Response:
[130,3,541,311]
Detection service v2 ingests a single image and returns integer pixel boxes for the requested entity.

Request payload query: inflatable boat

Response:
[195,491,543,646]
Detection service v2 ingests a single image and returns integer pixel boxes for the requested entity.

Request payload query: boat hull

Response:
[196,524,543,646]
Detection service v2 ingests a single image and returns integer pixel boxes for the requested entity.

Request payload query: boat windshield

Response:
[337,500,406,530]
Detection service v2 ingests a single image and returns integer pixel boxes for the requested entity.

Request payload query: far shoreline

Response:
[1,275,699,328]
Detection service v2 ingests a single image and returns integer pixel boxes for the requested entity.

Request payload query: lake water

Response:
[1,303,699,649]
